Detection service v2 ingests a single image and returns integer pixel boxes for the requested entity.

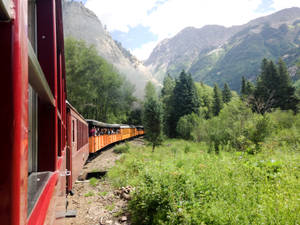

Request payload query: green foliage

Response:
[89,177,99,187]
[212,83,223,116]
[222,82,232,103]
[144,81,157,101]
[65,38,136,123]
[195,82,214,119]
[113,142,130,154]
[143,96,163,151]
[252,58,299,114]
[176,113,200,140]
[84,191,94,197]
[193,99,273,153]
[294,79,300,98]
[127,108,143,125]
[170,71,200,137]
[98,191,108,196]
[241,76,254,97]
[160,75,176,137]
[108,140,300,225]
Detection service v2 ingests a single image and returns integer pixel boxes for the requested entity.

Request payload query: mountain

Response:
[146,7,300,91]
[62,0,159,98]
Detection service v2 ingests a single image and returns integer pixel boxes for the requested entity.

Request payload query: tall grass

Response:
[108,140,300,225]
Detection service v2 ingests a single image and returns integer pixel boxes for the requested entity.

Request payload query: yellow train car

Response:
[86,120,143,154]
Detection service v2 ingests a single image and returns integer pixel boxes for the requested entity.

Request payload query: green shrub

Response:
[84,191,94,197]
[113,142,130,154]
[176,113,200,140]
[89,177,99,187]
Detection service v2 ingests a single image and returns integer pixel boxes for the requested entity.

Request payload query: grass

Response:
[98,191,108,196]
[105,204,115,211]
[108,139,300,225]
[113,142,130,154]
[84,191,94,197]
[89,177,99,187]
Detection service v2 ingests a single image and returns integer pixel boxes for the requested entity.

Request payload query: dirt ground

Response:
[66,137,144,225]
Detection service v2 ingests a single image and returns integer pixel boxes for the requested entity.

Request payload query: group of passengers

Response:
[89,127,120,136]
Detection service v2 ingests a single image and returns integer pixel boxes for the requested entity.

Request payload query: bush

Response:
[176,113,200,140]
[89,177,99,187]
[113,142,130,154]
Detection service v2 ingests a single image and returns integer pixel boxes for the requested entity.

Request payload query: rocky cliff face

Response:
[62,1,159,98]
[146,7,300,91]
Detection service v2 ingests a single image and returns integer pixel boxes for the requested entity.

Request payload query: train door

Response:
[66,108,72,192]
[66,112,77,192]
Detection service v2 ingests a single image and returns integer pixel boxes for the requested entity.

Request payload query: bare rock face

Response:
[62,0,160,98]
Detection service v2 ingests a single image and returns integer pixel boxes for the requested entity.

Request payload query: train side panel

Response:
[66,104,89,192]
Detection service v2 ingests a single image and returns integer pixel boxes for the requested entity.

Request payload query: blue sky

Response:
[83,0,300,60]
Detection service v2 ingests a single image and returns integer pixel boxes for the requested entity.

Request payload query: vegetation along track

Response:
[67,137,144,225]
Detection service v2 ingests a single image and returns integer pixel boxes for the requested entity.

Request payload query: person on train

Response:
[90,126,96,136]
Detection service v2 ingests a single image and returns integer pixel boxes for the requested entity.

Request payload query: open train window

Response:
[28,85,38,174]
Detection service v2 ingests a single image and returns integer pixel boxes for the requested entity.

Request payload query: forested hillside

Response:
[65,38,136,123]
[62,0,160,98]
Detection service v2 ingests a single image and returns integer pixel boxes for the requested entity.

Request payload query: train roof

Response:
[66,100,87,122]
[86,119,121,128]
[86,119,141,129]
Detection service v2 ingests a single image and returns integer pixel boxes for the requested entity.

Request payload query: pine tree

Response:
[253,58,299,113]
[245,81,255,96]
[212,83,223,116]
[144,81,156,101]
[143,97,163,152]
[222,83,232,103]
[241,76,247,96]
[160,74,175,137]
[170,70,200,136]
[277,58,299,112]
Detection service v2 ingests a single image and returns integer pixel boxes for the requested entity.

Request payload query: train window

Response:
[28,85,38,174]
[72,120,75,142]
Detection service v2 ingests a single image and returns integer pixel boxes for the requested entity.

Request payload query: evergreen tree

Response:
[277,58,299,112]
[144,81,156,101]
[222,83,232,103]
[127,108,142,125]
[160,74,175,137]
[212,83,223,116]
[245,81,255,96]
[170,70,200,137]
[241,76,247,96]
[143,97,163,152]
[253,58,299,113]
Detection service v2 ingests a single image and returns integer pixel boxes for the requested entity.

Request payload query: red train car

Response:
[66,102,89,192]
[0,0,69,224]
[0,0,143,224]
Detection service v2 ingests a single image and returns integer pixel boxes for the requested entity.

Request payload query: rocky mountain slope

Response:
[146,7,300,91]
[62,0,159,98]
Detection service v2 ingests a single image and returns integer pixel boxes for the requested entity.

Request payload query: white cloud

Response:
[142,0,269,40]
[130,41,159,61]
[85,0,300,60]
[271,0,300,11]
[85,0,158,32]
